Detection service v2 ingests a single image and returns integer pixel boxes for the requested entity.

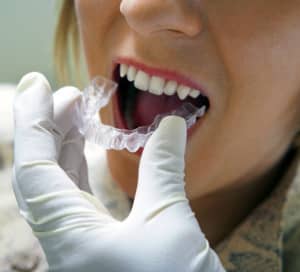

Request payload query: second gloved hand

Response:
[13,73,225,272]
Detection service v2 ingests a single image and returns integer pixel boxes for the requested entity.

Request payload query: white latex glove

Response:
[13,72,225,272]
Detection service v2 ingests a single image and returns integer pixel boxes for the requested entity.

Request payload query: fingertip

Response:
[143,115,187,161]
[153,115,187,148]
[52,87,83,137]
[14,73,53,116]
[17,72,51,95]
[158,115,187,135]
[53,86,82,104]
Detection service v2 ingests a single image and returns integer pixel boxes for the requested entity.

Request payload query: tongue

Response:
[133,91,194,127]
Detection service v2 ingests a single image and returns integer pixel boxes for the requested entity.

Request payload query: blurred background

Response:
[0,1,60,270]
[0,1,58,87]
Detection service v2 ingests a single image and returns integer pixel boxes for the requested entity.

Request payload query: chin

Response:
[116,178,137,199]
[106,149,139,199]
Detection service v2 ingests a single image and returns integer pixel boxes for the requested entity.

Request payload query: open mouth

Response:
[112,63,210,131]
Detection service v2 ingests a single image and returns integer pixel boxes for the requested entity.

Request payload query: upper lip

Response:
[112,56,209,98]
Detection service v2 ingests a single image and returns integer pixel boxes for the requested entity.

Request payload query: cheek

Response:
[180,2,300,198]
[184,89,299,200]
[75,0,120,23]
[75,1,122,76]
[207,0,300,105]
[75,0,122,43]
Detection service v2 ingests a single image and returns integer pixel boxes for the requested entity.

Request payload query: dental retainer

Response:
[73,76,207,152]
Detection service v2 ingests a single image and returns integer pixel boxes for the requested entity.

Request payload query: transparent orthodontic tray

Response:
[73,76,207,152]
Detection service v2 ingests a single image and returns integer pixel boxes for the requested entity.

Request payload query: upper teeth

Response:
[120,64,203,100]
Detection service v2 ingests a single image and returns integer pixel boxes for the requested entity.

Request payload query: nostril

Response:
[120,1,142,19]
[119,0,203,38]
[119,1,126,15]
[184,18,203,38]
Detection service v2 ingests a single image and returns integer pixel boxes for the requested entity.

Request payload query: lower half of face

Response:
[75,0,300,199]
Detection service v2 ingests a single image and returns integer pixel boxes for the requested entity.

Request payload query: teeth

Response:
[149,76,165,95]
[177,85,191,100]
[164,80,178,96]
[120,64,128,78]
[190,89,201,98]
[134,70,150,91]
[127,66,137,82]
[119,64,205,103]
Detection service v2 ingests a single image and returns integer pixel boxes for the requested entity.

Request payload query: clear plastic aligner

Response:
[74,76,207,152]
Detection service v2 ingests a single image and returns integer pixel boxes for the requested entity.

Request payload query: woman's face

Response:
[75,0,300,199]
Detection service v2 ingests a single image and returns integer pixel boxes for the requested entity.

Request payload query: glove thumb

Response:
[132,116,188,215]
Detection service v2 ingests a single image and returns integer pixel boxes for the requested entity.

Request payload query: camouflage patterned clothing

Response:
[215,144,300,272]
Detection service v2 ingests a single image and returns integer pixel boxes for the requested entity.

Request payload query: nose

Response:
[120,0,203,38]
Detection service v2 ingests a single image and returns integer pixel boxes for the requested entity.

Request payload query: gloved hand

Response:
[13,72,225,272]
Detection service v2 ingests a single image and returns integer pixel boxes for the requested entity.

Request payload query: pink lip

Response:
[111,56,209,157]
[112,57,209,98]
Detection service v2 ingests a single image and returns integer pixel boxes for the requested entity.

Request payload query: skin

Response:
[74,0,300,247]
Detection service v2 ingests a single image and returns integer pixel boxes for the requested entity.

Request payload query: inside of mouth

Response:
[76,75,210,152]
[115,66,210,130]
